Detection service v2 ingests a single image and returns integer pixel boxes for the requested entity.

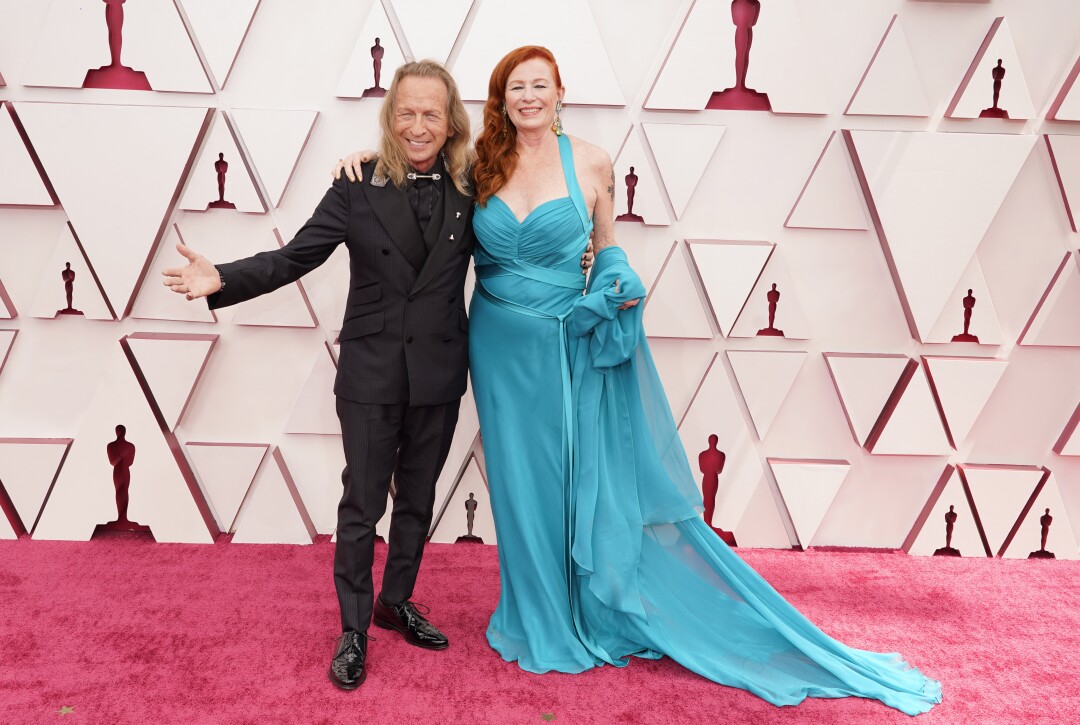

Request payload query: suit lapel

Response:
[361,169,427,273]
[411,181,472,294]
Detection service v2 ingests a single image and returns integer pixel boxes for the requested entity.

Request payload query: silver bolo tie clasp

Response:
[407,172,441,181]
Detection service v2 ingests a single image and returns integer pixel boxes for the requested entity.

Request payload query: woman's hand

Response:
[332,150,379,182]
[613,278,640,310]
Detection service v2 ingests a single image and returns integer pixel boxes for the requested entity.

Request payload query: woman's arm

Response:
[588,145,638,309]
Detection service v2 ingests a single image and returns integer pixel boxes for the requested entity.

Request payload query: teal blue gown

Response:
[468,134,942,716]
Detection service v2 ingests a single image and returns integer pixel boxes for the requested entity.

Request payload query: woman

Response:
[340,46,941,716]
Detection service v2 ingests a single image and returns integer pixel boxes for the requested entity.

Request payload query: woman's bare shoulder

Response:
[566,135,612,179]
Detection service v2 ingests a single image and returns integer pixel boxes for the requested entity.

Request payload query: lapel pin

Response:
[449,234,455,241]
[455,212,461,219]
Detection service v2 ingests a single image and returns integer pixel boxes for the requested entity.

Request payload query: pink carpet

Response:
[1,536,1077,724]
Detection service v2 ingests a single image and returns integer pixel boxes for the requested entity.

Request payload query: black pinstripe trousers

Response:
[333,397,460,633]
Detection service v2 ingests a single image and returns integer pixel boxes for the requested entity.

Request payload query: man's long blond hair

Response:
[376,60,473,196]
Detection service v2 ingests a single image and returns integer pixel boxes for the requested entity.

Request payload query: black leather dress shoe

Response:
[372,598,449,650]
[328,630,368,690]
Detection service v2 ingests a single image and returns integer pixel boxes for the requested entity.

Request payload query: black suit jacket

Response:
[208,161,474,406]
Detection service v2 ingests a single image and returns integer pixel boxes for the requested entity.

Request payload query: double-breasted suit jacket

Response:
[207,159,475,406]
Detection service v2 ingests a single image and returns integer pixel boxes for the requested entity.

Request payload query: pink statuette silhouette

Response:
[706,0,772,111]
[699,435,737,546]
[951,289,979,343]
[56,262,84,317]
[82,0,152,91]
[756,283,784,337]
[95,424,151,535]
[207,152,237,210]
[615,166,644,223]
[933,504,961,557]
[456,492,484,544]
[1028,508,1056,559]
[979,59,1009,119]
[363,37,387,98]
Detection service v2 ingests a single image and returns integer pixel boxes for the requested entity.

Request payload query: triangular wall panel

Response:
[906,466,986,557]
[924,257,1004,345]
[728,252,810,339]
[768,459,850,548]
[824,353,910,447]
[687,240,772,338]
[28,225,115,321]
[786,131,868,231]
[229,108,318,207]
[923,356,1008,447]
[226,230,318,328]
[612,129,670,227]
[1048,53,1080,121]
[734,479,792,548]
[394,0,474,63]
[1047,135,1080,232]
[642,123,725,220]
[179,112,264,213]
[0,330,16,376]
[15,102,210,318]
[430,456,496,545]
[846,15,930,118]
[22,0,211,93]
[649,339,717,424]
[0,438,71,534]
[1001,474,1078,559]
[185,442,268,532]
[130,225,218,323]
[454,0,624,105]
[178,0,261,89]
[1056,402,1080,456]
[284,343,339,435]
[0,103,53,206]
[645,0,827,114]
[642,242,713,339]
[961,464,1046,557]
[846,130,1036,341]
[868,363,952,456]
[231,448,315,544]
[1018,252,1080,348]
[336,3,407,99]
[726,351,807,440]
[125,333,218,432]
[947,18,1036,120]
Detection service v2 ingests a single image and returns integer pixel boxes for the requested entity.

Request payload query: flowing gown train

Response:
[467,134,941,716]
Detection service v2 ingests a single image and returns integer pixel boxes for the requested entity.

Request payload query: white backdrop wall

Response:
[1,0,1079,555]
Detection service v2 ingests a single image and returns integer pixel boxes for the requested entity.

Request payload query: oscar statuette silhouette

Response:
[706,0,772,111]
[94,424,151,535]
[207,153,237,210]
[56,263,84,317]
[979,59,1009,119]
[362,38,387,98]
[756,283,785,337]
[82,0,151,90]
[951,289,979,343]
[700,435,736,546]
[456,492,484,544]
[615,166,644,223]
[1028,508,1056,559]
[933,505,961,556]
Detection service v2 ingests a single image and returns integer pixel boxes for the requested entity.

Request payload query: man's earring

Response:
[552,100,563,136]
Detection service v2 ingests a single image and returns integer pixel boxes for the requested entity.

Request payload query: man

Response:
[163,61,479,690]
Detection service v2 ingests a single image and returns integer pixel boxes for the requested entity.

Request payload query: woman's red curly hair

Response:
[473,46,563,206]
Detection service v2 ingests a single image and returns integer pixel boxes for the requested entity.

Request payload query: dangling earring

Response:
[552,99,564,136]
[500,104,508,137]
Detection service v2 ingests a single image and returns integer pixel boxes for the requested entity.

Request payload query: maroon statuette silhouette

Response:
[951,289,979,343]
[756,283,784,337]
[1028,508,1056,559]
[615,166,644,223]
[95,424,150,534]
[706,0,772,111]
[82,0,152,91]
[933,504,961,557]
[699,435,736,546]
[207,152,237,210]
[456,492,484,544]
[979,59,1009,119]
[56,262,84,316]
[362,37,387,98]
